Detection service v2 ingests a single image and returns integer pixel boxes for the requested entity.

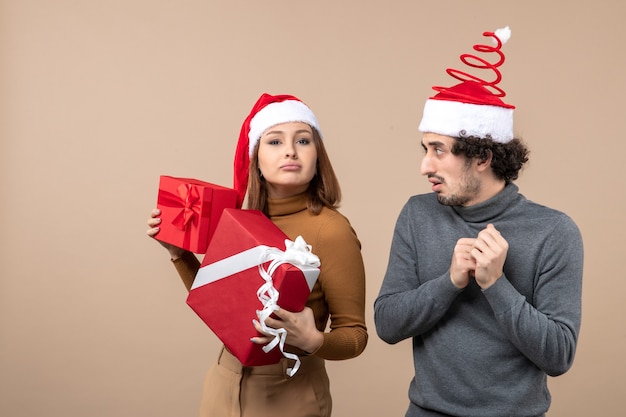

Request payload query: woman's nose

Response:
[285,144,297,158]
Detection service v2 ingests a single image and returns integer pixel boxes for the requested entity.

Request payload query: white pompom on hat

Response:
[233,93,321,208]
[418,26,515,143]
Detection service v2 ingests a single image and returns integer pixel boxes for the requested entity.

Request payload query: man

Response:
[374,27,583,417]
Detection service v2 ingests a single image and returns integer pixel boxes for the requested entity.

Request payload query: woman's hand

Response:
[251,306,323,354]
[146,208,186,260]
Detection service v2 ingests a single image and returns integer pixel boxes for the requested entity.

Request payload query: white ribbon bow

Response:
[256,236,320,377]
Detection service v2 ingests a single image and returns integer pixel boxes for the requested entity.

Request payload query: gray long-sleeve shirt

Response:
[374,184,583,417]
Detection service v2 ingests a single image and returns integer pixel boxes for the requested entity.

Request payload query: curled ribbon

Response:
[436,26,512,98]
[256,236,321,377]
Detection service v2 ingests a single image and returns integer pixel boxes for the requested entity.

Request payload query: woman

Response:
[147,93,368,417]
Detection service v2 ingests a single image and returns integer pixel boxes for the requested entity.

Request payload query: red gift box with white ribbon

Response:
[155,176,237,254]
[186,208,320,375]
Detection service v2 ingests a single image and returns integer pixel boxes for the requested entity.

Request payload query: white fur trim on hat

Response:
[418,99,514,143]
[248,100,321,156]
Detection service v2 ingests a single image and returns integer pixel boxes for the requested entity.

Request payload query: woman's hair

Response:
[452,135,529,182]
[246,127,341,215]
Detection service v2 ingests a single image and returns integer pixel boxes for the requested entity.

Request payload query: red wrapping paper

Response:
[186,208,320,367]
[155,176,237,254]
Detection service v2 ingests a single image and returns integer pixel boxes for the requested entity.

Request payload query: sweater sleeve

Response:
[172,251,201,292]
[482,215,584,376]
[374,201,464,344]
[311,213,368,360]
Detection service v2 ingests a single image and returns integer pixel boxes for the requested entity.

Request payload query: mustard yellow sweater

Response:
[173,193,368,361]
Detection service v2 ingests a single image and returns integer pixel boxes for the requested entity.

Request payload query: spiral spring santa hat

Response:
[233,93,321,208]
[418,26,515,142]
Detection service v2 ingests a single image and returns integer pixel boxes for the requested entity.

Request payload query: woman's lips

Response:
[280,164,301,171]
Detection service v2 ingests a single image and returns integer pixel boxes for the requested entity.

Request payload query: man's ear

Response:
[475,150,493,172]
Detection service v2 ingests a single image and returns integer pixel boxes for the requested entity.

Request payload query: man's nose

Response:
[420,156,433,175]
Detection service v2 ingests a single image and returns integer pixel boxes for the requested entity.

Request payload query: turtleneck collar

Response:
[267,192,309,217]
[451,183,521,223]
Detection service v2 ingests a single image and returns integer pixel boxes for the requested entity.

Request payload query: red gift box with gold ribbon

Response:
[186,208,320,374]
[155,176,237,254]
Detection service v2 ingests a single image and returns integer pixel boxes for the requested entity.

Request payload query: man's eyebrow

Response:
[421,140,446,149]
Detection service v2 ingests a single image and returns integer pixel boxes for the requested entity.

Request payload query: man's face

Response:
[420,133,481,207]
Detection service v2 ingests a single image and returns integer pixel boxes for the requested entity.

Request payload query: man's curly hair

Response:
[451,135,529,182]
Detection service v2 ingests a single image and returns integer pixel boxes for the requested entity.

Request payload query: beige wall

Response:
[1,1,624,416]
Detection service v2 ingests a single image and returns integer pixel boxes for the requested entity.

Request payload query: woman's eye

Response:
[268,139,281,145]
[297,138,311,145]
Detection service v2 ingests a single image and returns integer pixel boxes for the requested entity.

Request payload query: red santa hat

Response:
[418,26,515,143]
[233,93,321,208]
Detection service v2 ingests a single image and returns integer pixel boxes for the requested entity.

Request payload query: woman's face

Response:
[257,122,318,199]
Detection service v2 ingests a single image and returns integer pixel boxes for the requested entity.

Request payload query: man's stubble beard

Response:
[436,168,481,207]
